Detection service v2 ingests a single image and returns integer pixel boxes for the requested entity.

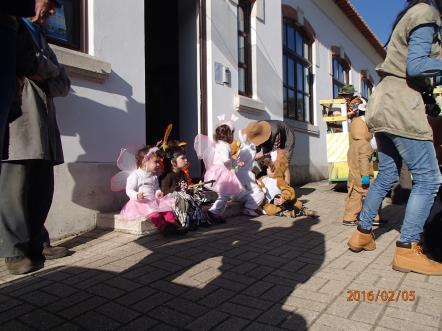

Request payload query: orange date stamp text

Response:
[346,290,415,302]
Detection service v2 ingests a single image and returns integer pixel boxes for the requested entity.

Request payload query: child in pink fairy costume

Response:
[119,146,179,235]
[194,115,243,223]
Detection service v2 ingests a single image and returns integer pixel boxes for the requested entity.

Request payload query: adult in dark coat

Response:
[0,1,35,169]
[243,120,295,184]
[0,0,70,275]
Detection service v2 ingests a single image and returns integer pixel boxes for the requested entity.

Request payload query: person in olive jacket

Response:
[347,0,442,275]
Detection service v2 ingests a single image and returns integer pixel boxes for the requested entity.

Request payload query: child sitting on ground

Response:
[160,143,210,230]
[119,145,181,235]
[258,150,318,218]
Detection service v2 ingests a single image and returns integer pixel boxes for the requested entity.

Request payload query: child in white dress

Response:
[233,130,264,217]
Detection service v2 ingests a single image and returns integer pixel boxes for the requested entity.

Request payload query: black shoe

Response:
[342,220,358,226]
[176,226,189,236]
[42,245,69,260]
[207,211,226,224]
[159,223,178,236]
[5,256,34,275]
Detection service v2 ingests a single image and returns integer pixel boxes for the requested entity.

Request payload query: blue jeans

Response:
[359,133,442,243]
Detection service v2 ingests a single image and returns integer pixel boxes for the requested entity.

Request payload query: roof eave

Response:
[333,0,386,59]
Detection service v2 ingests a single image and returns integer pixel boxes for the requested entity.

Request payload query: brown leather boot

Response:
[347,226,376,252]
[392,242,442,275]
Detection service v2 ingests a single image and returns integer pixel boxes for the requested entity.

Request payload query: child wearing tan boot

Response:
[258,150,318,219]
[342,116,382,226]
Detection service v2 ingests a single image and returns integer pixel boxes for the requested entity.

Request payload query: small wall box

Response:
[215,62,231,86]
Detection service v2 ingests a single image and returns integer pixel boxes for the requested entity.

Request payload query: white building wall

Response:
[208,0,384,184]
[254,0,284,120]
[207,0,237,135]
[284,0,383,182]
[46,0,146,239]
[207,0,284,136]
[45,0,384,239]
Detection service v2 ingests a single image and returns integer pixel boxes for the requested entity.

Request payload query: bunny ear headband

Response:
[217,113,239,131]
[143,147,160,161]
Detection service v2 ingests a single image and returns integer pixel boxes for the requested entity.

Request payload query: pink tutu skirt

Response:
[120,194,176,219]
[204,164,242,196]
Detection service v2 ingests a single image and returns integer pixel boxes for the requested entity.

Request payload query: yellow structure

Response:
[434,87,442,107]
[321,98,350,182]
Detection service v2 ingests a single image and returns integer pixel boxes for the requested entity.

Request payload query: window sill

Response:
[50,45,112,84]
[284,118,320,135]
[234,94,266,115]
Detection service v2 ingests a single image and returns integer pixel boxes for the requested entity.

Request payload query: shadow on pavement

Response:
[0,215,325,330]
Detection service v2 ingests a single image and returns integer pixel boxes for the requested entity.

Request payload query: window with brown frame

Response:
[283,19,314,124]
[361,77,373,99]
[46,0,88,52]
[237,0,252,97]
[332,56,349,98]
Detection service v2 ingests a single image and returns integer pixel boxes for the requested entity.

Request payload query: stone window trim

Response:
[234,94,266,114]
[51,44,111,84]
[281,4,316,44]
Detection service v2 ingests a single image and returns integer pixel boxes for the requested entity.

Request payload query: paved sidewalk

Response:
[0,181,441,330]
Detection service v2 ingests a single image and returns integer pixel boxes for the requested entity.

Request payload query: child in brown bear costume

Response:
[342,116,382,226]
[257,150,318,218]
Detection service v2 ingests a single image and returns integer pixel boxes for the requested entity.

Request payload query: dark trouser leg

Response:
[28,161,54,258]
[41,226,50,246]
[0,23,17,171]
[0,160,54,258]
[0,162,30,257]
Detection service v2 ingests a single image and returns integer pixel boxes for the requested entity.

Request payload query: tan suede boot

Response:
[303,208,319,219]
[347,226,376,252]
[392,242,442,275]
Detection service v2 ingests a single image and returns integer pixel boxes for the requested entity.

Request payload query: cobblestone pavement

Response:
[1,181,441,330]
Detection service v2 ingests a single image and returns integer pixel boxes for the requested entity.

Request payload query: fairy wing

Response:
[194,134,215,167]
[111,171,132,192]
[111,147,137,192]
[116,147,137,171]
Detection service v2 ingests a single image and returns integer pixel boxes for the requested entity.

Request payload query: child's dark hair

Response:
[259,157,275,172]
[162,145,186,174]
[135,145,158,168]
[214,124,234,143]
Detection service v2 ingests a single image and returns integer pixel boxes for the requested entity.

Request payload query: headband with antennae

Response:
[217,113,239,130]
